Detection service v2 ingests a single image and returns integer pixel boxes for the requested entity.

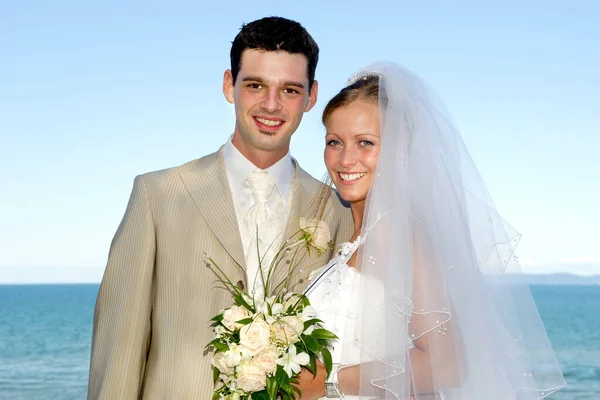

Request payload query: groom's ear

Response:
[304,80,318,112]
[223,70,235,104]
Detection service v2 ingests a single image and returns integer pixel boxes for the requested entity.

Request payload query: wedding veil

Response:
[338,62,566,399]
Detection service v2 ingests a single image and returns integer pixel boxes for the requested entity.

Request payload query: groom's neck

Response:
[231,137,290,170]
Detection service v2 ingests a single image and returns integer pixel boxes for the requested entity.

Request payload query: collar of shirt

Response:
[223,136,294,211]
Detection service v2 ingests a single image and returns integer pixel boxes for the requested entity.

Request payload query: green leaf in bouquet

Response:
[266,299,273,316]
[232,292,254,312]
[210,313,224,322]
[251,390,269,400]
[311,328,338,340]
[321,347,333,377]
[204,338,228,352]
[266,376,277,400]
[291,384,302,399]
[306,352,317,377]
[317,338,334,349]
[213,366,220,385]
[302,318,324,331]
[235,317,254,325]
[212,385,226,400]
[302,335,319,353]
[215,342,229,352]
[301,296,310,307]
[275,366,292,393]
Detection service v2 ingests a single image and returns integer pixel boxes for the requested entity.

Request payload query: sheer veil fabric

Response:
[339,62,566,399]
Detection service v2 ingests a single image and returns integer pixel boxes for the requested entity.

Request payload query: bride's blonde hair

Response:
[322,74,386,125]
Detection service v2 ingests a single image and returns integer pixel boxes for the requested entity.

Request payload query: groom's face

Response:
[223,49,318,166]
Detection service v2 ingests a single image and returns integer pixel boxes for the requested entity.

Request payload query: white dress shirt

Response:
[223,137,294,292]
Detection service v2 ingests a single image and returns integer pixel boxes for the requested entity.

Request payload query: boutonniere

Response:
[298,217,333,255]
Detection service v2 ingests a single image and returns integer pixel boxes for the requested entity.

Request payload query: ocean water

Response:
[0,284,598,399]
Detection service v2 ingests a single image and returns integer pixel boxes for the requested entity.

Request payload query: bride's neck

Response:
[350,199,365,242]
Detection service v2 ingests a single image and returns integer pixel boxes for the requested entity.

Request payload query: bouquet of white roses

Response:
[205,218,336,400]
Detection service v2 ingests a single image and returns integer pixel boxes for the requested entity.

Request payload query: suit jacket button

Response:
[236,280,245,290]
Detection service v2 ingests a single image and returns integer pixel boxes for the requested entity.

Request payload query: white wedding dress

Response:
[304,238,365,400]
[305,238,446,400]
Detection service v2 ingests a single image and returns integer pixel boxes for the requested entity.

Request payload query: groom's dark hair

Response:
[230,16,319,93]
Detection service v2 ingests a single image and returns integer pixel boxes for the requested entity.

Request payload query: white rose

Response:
[236,362,267,392]
[222,305,252,331]
[212,352,234,375]
[253,346,279,375]
[239,319,271,356]
[299,217,332,253]
[272,316,304,344]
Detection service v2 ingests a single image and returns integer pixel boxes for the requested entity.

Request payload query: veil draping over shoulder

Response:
[339,62,566,399]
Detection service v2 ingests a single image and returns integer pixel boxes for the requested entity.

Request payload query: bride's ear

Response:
[305,80,318,112]
[223,70,235,104]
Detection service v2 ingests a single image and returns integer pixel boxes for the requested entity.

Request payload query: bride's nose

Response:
[339,148,357,168]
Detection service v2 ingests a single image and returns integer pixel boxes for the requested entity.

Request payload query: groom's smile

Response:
[253,115,285,134]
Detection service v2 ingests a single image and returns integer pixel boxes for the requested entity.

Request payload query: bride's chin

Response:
[338,191,368,204]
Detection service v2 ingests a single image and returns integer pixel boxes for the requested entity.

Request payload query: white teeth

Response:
[339,172,366,182]
[256,117,283,127]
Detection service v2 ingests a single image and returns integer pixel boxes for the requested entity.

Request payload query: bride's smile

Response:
[338,172,367,183]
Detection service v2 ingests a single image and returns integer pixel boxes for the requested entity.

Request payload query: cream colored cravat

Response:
[243,170,287,294]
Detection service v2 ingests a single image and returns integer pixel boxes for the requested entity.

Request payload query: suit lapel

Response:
[271,163,322,292]
[179,151,245,269]
[282,165,310,245]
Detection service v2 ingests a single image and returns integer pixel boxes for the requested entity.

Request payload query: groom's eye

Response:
[284,88,300,94]
[246,83,262,89]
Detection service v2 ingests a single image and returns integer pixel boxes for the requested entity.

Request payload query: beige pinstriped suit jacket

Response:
[87,148,353,399]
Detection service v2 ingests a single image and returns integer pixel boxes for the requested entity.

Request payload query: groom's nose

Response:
[260,89,283,113]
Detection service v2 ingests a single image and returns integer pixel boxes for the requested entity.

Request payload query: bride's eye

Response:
[326,139,342,146]
[360,140,375,147]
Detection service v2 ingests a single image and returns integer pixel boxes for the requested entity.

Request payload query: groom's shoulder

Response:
[136,149,221,184]
[293,161,327,197]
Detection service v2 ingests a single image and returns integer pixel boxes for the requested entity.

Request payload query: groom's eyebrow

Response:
[241,76,305,89]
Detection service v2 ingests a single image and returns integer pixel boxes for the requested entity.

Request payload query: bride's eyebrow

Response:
[355,133,379,138]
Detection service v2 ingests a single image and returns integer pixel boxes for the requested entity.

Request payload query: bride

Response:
[298,62,566,399]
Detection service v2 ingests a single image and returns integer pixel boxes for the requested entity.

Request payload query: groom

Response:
[87,16,352,399]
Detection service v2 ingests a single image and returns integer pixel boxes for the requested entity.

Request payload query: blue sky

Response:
[1,1,598,283]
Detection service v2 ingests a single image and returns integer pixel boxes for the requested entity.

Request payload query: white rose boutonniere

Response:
[299,217,333,254]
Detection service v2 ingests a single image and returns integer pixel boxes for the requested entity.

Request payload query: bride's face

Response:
[324,100,381,204]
